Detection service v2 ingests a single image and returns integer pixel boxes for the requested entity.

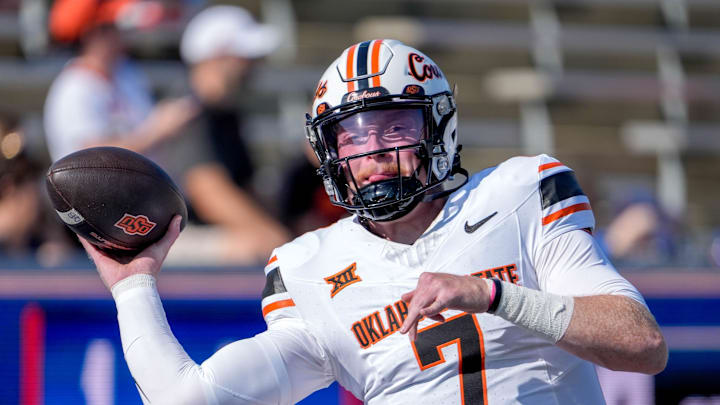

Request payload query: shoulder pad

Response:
[477,155,594,238]
[487,154,567,188]
[260,220,353,323]
[267,231,322,273]
[535,155,595,238]
[260,227,327,323]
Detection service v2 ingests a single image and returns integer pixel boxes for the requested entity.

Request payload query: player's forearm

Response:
[113,274,288,404]
[487,280,667,374]
[113,275,211,403]
[557,295,667,374]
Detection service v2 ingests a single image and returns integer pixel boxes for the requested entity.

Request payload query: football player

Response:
[81,39,667,404]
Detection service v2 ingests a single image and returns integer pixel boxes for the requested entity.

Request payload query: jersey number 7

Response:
[411,313,488,405]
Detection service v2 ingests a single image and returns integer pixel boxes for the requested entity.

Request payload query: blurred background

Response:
[1,0,720,404]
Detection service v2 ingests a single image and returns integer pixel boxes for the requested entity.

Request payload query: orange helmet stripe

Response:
[371,40,383,87]
[346,44,357,92]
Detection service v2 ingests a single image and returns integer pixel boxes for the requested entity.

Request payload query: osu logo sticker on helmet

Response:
[316,102,330,116]
[115,214,156,236]
[403,84,424,95]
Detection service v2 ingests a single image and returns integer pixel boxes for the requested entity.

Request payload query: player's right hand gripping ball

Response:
[46,146,187,257]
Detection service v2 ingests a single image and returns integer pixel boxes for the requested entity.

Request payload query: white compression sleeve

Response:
[488,278,574,343]
[114,275,216,404]
[112,274,333,405]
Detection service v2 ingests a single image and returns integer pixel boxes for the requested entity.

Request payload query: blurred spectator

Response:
[598,196,678,267]
[708,230,720,268]
[594,194,672,403]
[154,5,290,265]
[280,143,347,236]
[43,0,197,160]
[42,1,289,264]
[176,5,278,190]
[0,124,74,266]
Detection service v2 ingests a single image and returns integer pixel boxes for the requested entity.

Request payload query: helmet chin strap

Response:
[352,176,423,206]
[350,176,425,222]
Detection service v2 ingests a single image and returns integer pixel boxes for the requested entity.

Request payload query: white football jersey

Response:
[261,155,636,404]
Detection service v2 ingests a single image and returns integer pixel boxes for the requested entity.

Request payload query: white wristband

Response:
[492,281,574,343]
[111,273,157,300]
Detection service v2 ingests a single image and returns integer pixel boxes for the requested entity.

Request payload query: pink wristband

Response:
[488,278,496,305]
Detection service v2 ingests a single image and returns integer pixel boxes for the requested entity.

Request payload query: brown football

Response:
[46,147,187,256]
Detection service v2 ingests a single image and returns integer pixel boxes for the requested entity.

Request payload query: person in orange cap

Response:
[43,0,195,161]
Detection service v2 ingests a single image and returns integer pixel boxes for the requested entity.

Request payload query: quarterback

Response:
[81,40,667,404]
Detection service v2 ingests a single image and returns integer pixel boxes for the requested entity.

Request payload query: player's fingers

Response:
[426,314,446,323]
[400,311,416,333]
[78,236,98,261]
[408,323,418,341]
[78,236,113,266]
[401,289,415,303]
[160,215,182,248]
[420,299,446,318]
[400,293,432,335]
[400,303,423,335]
[142,215,182,260]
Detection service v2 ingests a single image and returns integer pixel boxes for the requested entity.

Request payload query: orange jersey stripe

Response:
[346,45,357,92]
[542,203,591,225]
[267,255,278,266]
[262,299,295,317]
[538,162,564,172]
[371,40,383,87]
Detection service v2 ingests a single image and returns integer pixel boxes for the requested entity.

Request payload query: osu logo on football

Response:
[114,214,156,236]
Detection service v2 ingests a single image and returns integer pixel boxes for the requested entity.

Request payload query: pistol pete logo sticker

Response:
[114,214,156,236]
[314,80,328,101]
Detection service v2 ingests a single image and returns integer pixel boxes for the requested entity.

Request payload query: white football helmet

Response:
[305,39,466,221]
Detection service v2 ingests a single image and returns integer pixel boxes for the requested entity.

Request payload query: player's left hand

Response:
[400,273,491,341]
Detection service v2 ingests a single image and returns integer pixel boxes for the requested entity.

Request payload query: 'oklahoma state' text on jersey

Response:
[262,155,619,404]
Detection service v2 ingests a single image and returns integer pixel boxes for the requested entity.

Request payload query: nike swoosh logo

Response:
[464,211,498,234]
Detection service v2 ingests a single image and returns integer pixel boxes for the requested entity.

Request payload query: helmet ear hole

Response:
[431,155,450,181]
